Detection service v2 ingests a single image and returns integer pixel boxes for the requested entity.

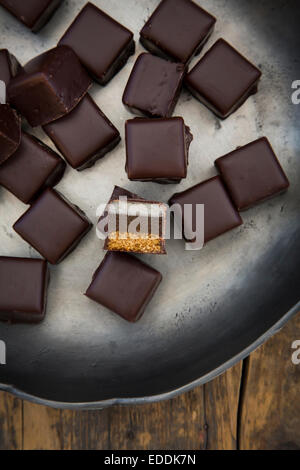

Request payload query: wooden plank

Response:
[18,387,207,450]
[239,312,300,450]
[205,362,243,450]
[0,392,23,450]
[22,401,62,450]
[59,409,110,450]
[98,386,208,450]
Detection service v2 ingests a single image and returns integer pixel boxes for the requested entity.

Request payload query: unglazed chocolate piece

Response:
[85,252,162,322]
[185,39,262,119]
[8,46,92,127]
[0,132,66,204]
[0,0,64,32]
[103,198,167,254]
[58,2,135,85]
[0,257,49,323]
[169,175,243,243]
[125,117,193,183]
[140,0,216,64]
[122,53,186,118]
[0,104,21,164]
[13,188,92,264]
[43,94,120,171]
[215,137,290,211]
[0,49,22,93]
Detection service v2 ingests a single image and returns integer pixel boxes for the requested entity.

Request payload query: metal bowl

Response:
[0,0,299,408]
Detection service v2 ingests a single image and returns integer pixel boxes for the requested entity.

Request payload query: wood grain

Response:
[239,312,300,450]
[22,401,62,450]
[205,362,242,450]
[0,393,22,450]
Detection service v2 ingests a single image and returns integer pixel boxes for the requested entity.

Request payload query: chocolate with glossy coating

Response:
[0,49,22,92]
[140,0,216,64]
[104,185,142,207]
[0,257,49,323]
[8,46,92,127]
[0,132,66,204]
[98,185,141,223]
[97,185,142,240]
[58,2,135,85]
[215,137,290,211]
[122,53,185,118]
[0,0,64,32]
[43,94,120,171]
[169,175,243,243]
[125,117,193,183]
[85,252,162,322]
[185,39,262,119]
[13,188,92,264]
[0,104,21,164]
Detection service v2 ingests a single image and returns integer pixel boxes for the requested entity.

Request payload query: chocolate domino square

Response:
[43,94,120,171]
[13,188,92,264]
[122,53,186,118]
[8,46,92,127]
[125,117,193,183]
[215,137,290,211]
[185,39,262,119]
[59,2,135,85]
[0,104,21,164]
[0,257,49,323]
[0,49,22,93]
[0,0,63,32]
[140,0,216,64]
[104,198,167,255]
[85,251,162,322]
[169,175,243,243]
[98,185,143,236]
[0,132,66,204]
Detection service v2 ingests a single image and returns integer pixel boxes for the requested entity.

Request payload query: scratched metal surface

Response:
[0,0,299,407]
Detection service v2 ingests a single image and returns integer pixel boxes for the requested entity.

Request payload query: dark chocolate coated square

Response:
[0,49,22,93]
[97,185,142,238]
[125,117,193,183]
[58,2,135,85]
[215,137,290,211]
[103,198,167,255]
[0,104,21,164]
[13,188,92,264]
[140,0,216,64]
[0,257,49,323]
[0,132,66,204]
[0,0,63,32]
[43,94,120,171]
[185,39,262,119]
[122,53,185,118]
[104,185,142,206]
[8,46,92,127]
[169,175,243,243]
[85,252,162,322]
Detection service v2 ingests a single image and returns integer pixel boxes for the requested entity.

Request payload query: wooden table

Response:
[1,312,299,450]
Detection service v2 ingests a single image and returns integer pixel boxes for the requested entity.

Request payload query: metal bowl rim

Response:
[1,300,299,410]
